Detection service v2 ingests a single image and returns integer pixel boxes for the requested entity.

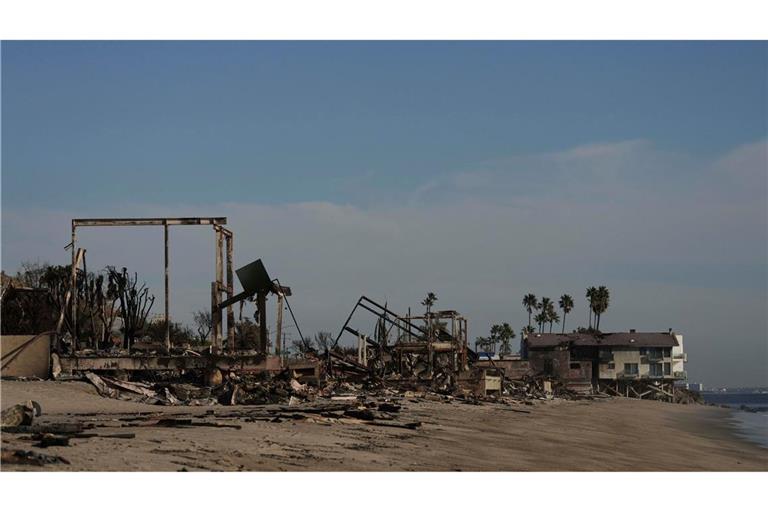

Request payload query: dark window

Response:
[647,348,663,360]
[649,363,663,377]
[624,363,638,375]
[664,363,671,375]
[570,362,581,370]
[639,348,647,355]
[663,347,671,357]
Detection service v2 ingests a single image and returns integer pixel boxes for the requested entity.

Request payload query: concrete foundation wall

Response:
[1,333,52,378]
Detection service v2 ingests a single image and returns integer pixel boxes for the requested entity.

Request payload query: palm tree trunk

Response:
[549,322,553,333]
[528,311,531,327]
[588,308,592,328]
[562,313,566,334]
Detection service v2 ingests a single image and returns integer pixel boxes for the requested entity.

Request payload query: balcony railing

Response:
[673,353,687,360]
[673,371,687,379]
[617,372,639,380]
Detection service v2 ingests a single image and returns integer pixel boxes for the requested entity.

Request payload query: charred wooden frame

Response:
[70,217,230,352]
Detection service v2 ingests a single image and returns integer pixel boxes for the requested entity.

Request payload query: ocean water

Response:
[701,392,768,448]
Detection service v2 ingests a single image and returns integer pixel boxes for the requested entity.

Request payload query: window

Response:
[639,347,647,355]
[647,348,663,360]
[624,363,638,375]
[664,363,671,375]
[649,363,663,377]
[608,363,615,369]
[570,362,581,370]
[663,348,671,357]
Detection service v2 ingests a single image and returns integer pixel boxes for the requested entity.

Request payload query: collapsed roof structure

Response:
[332,296,472,389]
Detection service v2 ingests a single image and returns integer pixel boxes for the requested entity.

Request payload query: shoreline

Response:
[721,408,768,449]
[2,380,767,471]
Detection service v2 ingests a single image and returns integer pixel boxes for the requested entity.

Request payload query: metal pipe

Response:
[334,298,362,346]
[275,293,284,358]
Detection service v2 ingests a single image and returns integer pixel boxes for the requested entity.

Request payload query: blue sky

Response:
[2,41,765,207]
[2,41,766,387]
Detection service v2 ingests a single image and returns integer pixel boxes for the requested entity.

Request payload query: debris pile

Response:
[1,449,70,466]
[1,400,72,467]
[83,372,219,406]
[673,388,703,405]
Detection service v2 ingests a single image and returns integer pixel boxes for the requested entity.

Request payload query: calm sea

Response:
[701,392,768,448]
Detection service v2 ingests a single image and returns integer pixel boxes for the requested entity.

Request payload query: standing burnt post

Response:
[163,220,170,349]
[210,225,234,352]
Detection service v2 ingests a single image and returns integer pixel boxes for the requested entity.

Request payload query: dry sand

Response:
[2,379,766,471]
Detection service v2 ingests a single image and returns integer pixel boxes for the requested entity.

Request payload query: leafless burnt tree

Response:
[193,309,213,344]
[107,267,154,349]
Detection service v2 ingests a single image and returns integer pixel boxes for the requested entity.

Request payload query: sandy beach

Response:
[1,380,766,471]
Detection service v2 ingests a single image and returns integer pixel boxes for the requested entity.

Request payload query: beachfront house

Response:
[523,330,686,399]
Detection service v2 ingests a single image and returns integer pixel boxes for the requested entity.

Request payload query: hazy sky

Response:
[2,41,766,387]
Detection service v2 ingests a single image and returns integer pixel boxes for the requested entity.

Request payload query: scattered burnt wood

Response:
[364,420,422,430]
[151,418,242,429]
[69,432,136,439]
[33,433,71,447]
[2,422,87,435]
[1,448,70,466]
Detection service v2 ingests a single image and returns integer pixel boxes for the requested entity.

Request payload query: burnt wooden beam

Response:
[275,292,284,358]
[257,292,267,354]
[215,227,224,350]
[225,232,234,352]
[72,217,226,227]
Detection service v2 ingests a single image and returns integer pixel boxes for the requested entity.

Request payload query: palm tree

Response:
[548,310,560,333]
[421,292,438,337]
[534,312,548,333]
[421,292,437,315]
[538,297,552,332]
[558,294,574,333]
[490,322,516,356]
[522,293,538,328]
[594,286,610,331]
[585,286,597,328]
